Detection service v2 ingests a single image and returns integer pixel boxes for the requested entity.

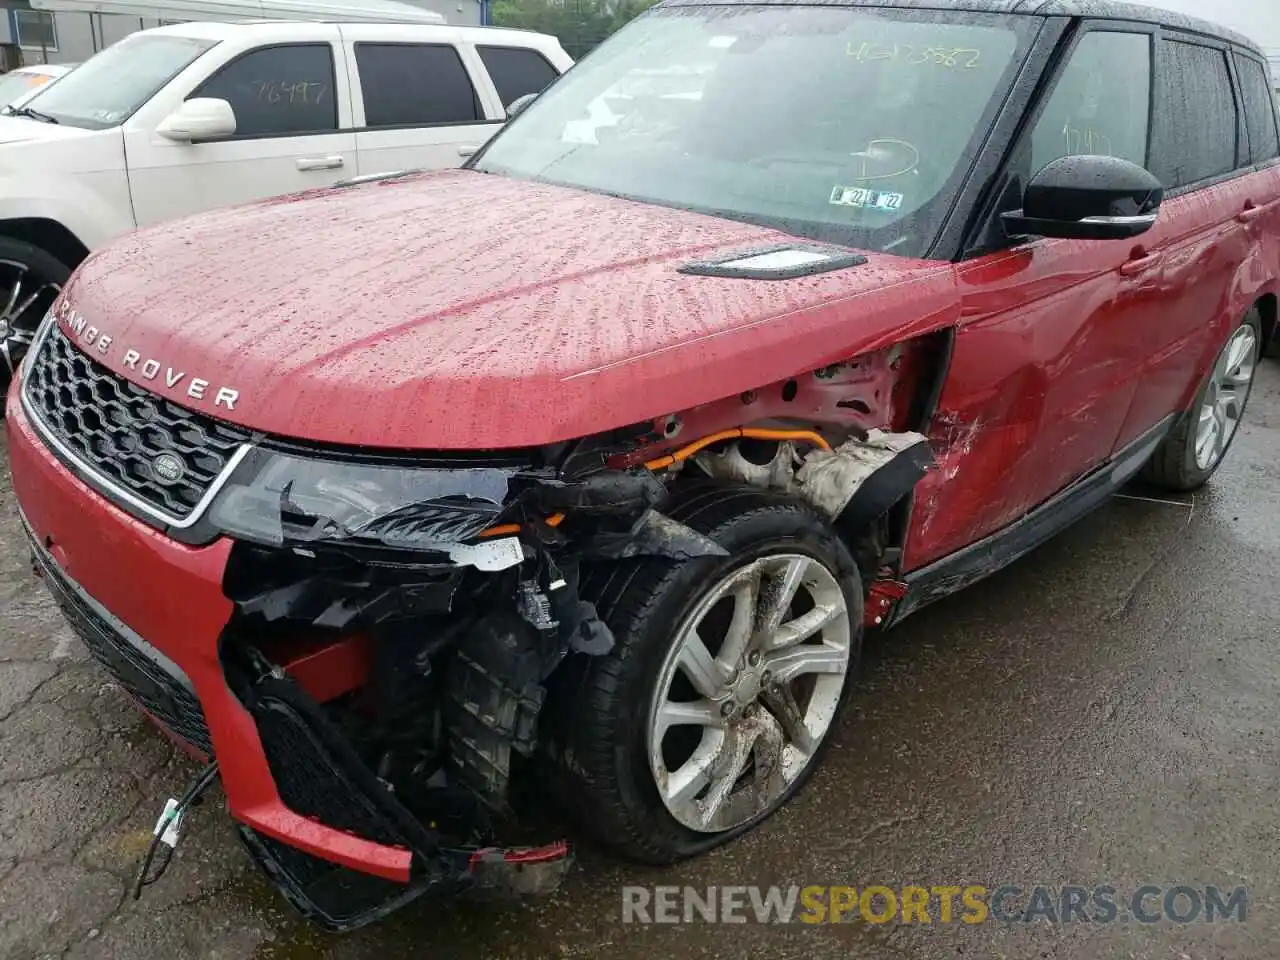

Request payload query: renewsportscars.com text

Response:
[621,884,1249,925]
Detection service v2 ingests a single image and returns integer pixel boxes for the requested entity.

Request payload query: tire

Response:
[1141,308,1262,491]
[0,236,73,401]
[541,484,863,865]
[1264,310,1280,360]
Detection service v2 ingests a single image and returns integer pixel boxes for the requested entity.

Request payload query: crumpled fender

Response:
[797,432,935,532]
[694,430,936,534]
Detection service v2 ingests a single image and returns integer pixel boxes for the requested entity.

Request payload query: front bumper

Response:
[5,384,562,929]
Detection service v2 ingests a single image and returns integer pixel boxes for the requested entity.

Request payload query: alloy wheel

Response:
[646,553,852,833]
[1194,324,1258,470]
[0,258,61,376]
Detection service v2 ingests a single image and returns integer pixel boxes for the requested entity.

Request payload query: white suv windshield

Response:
[0,71,54,107]
[20,34,217,129]
[475,5,1034,258]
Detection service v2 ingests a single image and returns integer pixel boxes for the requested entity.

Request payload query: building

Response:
[2,6,163,64]
[0,0,484,65]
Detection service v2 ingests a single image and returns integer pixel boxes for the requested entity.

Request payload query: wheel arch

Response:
[616,329,952,577]
[0,218,89,271]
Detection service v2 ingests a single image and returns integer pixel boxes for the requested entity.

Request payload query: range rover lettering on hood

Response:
[59,306,239,410]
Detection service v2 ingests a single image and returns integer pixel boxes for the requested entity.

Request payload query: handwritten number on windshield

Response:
[846,41,981,70]
[249,80,328,105]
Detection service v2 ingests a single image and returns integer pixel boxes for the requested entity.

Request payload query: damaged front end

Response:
[205,440,728,929]
[182,392,932,930]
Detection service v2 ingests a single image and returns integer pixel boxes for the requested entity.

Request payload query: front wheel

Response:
[543,486,863,864]
[0,237,71,400]
[1141,309,1261,492]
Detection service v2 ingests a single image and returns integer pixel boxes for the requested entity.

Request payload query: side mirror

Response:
[156,97,236,142]
[1001,155,1163,241]
[505,92,538,121]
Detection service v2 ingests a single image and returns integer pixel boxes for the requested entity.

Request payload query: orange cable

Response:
[477,513,563,539]
[642,427,831,470]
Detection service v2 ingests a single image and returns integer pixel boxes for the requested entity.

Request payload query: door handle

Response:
[296,155,345,172]
[1119,252,1163,277]
[457,144,480,157]
[1237,200,1273,223]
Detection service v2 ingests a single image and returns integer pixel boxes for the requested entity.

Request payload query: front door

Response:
[124,33,357,228]
[905,26,1164,570]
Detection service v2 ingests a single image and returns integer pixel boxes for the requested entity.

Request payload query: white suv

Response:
[0,20,571,386]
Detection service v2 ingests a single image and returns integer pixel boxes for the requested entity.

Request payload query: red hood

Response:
[58,169,957,449]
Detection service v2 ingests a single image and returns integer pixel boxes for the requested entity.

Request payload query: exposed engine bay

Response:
[198,354,934,927]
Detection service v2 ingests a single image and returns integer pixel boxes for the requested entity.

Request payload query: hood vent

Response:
[677,242,868,280]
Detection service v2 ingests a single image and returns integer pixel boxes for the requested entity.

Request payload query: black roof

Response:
[655,0,1262,56]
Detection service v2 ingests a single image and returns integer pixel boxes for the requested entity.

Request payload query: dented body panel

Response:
[905,165,1280,569]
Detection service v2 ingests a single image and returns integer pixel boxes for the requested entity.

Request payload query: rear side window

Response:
[355,43,481,127]
[1234,53,1280,163]
[1030,31,1151,175]
[1151,41,1239,189]
[191,44,337,137]
[477,45,559,108]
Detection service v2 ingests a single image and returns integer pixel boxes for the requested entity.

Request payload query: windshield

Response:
[0,71,56,107]
[20,34,217,129]
[474,5,1036,258]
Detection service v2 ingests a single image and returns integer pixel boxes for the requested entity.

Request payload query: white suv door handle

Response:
[457,145,480,157]
[296,155,345,171]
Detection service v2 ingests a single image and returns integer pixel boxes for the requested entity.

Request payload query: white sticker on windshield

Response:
[829,186,905,212]
[708,35,737,49]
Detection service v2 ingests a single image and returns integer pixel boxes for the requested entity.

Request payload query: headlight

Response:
[208,449,522,550]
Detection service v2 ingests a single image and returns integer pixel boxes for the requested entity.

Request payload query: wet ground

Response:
[2,364,1278,960]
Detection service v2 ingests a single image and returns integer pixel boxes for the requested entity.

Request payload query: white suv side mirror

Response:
[156,98,236,142]
[505,92,539,121]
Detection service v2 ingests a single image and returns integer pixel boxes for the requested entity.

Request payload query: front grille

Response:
[24,325,249,521]
[29,532,213,754]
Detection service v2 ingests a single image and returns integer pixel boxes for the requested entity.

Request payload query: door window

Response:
[354,43,482,127]
[1029,31,1151,176]
[1234,53,1280,164]
[190,44,338,137]
[1150,41,1240,189]
[477,45,560,108]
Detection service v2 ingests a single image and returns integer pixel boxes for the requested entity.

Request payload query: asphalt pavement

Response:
[1,362,1278,960]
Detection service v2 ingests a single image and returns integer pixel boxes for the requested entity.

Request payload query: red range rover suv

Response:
[5,0,1279,931]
